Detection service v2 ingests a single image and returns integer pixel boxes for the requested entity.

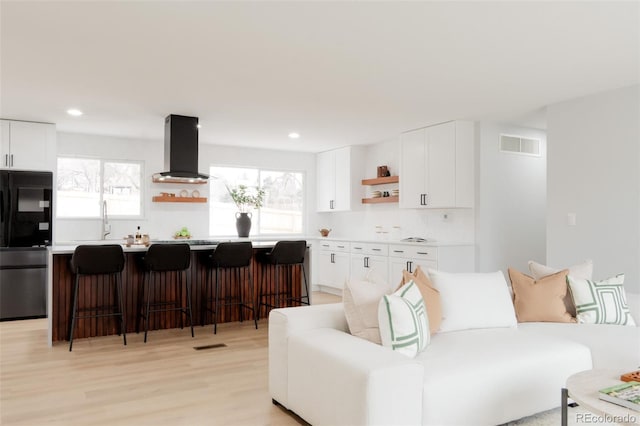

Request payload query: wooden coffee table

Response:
[562,369,640,426]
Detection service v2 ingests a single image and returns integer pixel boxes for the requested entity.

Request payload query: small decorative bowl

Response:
[319,228,331,237]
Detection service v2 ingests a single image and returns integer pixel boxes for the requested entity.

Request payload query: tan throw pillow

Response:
[399,266,442,333]
[508,268,575,323]
[343,279,390,344]
[528,259,593,317]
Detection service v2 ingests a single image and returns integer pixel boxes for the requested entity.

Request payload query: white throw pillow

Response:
[428,269,517,332]
[343,278,391,344]
[378,280,430,357]
[566,274,636,326]
[528,259,593,280]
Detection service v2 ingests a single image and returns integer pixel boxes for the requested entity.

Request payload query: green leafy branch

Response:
[226,184,265,213]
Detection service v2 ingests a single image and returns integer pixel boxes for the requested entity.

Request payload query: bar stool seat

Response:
[257,240,309,320]
[202,241,257,334]
[69,244,126,351]
[139,243,194,342]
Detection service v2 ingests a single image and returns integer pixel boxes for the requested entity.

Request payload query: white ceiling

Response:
[1,1,638,153]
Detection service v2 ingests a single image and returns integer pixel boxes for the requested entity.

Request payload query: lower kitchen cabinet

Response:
[315,241,350,294]
[313,240,475,294]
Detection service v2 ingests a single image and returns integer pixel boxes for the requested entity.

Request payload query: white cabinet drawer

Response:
[350,242,388,256]
[317,241,350,253]
[388,244,437,261]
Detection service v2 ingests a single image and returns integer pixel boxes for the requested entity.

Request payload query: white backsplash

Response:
[317,205,475,243]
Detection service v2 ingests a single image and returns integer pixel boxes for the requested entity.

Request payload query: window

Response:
[57,157,143,218]
[209,166,304,236]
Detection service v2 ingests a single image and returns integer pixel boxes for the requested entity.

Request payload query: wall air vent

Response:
[500,134,541,156]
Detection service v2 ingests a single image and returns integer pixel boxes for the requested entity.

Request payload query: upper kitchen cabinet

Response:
[0,120,57,171]
[316,146,363,212]
[399,121,474,209]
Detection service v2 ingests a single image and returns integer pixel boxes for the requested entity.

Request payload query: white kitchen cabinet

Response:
[315,241,350,293]
[399,121,474,209]
[0,120,57,171]
[349,242,389,284]
[316,146,364,212]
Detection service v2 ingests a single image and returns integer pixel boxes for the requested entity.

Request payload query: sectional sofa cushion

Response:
[528,259,593,317]
[428,270,517,332]
[567,273,636,326]
[343,279,392,344]
[400,266,442,333]
[378,280,429,357]
[508,268,574,323]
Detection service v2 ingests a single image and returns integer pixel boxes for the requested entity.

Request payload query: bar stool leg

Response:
[186,272,194,338]
[249,267,258,329]
[144,271,152,343]
[116,272,127,346]
[257,264,265,321]
[214,267,220,334]
[136,273,144,334]
[238,268,244,323]
[301,263,310,305]
[178,272,184,330]
[274,264,280,310]
[69,273,80,352]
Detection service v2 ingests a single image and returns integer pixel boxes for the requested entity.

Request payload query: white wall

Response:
[55,132,317,242]
[547,85,639,293]
[475,122,547,273]
[319,138,475,243]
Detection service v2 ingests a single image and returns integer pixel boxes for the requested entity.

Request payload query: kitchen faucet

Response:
[102,200,111,239]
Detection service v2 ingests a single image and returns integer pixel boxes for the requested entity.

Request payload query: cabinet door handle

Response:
[417,252,429,255]
[424,194,428,205]
[407,261,413,273]
[337,245,345,249]
[365,257,370,268]
[372,248,381,252]
[393,250,404,253]
[330,200,334,209]
[10,155,13,167]
[331,253,335,263]
[4,154,7,167]
[353,247,362,250]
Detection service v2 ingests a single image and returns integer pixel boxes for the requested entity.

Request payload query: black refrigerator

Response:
[0,170,52,320]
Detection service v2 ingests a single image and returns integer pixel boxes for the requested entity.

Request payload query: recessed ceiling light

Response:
[67,108,83,117]
[288,132,300,139]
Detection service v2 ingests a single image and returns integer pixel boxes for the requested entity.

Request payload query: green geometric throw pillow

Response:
[378,280,430,357]
[566,274,636,326]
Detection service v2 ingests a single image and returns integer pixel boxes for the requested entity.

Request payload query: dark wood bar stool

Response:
[68,244,126,351]
[139,243,194,342]
[257,240,310,320]
[202,241,257,334]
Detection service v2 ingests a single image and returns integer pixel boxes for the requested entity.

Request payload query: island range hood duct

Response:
[152,114,209,183]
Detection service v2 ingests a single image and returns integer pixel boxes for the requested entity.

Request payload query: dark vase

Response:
[235,212,252,237]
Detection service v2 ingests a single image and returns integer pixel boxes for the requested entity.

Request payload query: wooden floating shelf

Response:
[361,176,399,185]
[362,196,399,204]
[152,196,207,203]
[152,176,208,184]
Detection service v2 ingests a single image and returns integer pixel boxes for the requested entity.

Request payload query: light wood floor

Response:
[0,292,341,426]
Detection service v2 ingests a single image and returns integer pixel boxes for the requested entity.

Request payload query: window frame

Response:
[209,164,306,237]
[56,155,145,220]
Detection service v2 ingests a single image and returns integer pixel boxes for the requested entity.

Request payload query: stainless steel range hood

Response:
[152,114,209,183]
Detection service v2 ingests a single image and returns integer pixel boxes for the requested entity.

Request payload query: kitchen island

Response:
[47,240,310,346]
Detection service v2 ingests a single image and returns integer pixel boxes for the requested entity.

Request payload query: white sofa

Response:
[268,293,640,426]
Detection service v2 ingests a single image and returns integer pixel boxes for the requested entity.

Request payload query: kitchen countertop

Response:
[49,235,472,254]
[48,237,307,254]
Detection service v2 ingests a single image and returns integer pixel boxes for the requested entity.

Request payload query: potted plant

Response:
[227,184,265,237]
